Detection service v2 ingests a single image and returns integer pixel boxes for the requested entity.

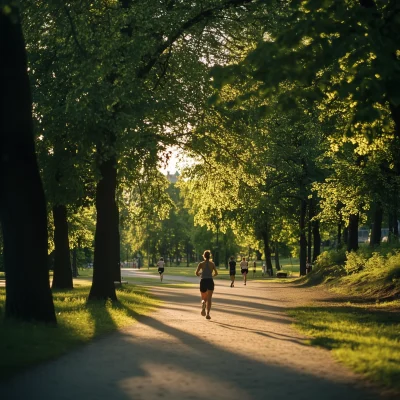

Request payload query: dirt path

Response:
[0,276,388,400]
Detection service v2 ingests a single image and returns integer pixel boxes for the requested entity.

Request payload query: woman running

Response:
[157,257,165,282]
[195,250,218,320]
[240,257,249,285]
[228,256,236,287]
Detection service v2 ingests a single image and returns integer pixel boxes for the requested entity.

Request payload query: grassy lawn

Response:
[288,300,400,391]
[0,276,158,381]
[131,257,300,279]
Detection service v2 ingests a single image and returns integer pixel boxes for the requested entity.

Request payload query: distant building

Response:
[166,171,179,184]
[358,222,400,243]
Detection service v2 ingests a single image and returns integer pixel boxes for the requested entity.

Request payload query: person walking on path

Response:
[252,260,256,278]
[157,257,165,282]
[240,257,249,285]
[195,250,218,320]
[262,262,267,276]
[228,256,236,287]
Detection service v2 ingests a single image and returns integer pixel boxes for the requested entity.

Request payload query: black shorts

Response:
[200,279,214,293]
[229,270,236,276]
[241,268,248,275]
[158,268,164,274]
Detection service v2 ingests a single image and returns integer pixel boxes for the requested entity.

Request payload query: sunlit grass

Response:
[288,300,400,390]
[0,278,158,381]
[122,276,196,288]
[132,258,300,280]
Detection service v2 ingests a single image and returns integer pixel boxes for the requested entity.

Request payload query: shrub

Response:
[386,251,400,282]
[315,249,346,269]
[344,251,367,275]
[310,250,346,283]
[364,252,386,271]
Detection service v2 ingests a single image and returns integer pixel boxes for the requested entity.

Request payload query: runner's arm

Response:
[195,264,202,276]
[213,266,218,277]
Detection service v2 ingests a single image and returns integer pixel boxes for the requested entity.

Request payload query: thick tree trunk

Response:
[89,156,118,301]
[299,199,307,276]
[370,202,383,246]
[347,214,359,252]
[0,9,56,322]
[52,204,73,289]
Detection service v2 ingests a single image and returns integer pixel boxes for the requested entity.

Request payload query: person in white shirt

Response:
[240,257,249,285]
[157,257,165,282]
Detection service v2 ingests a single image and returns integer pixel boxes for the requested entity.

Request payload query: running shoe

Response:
[206,314,211,320]
[201,301,206,316]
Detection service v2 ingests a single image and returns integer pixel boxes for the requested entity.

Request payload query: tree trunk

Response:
[393,210,399,238]
[347,214,359,252]
[343,226,349,247]
[88,155,118,301]
[337,221,342,247]
[52,204,73,289]
[299,199,307,276]
[261,224,273,276]
[312,218,321,261]
[274,242,281,271]
[0,9,56,322]
[370,202,383,247]
[113,204,121,282]
[307,198,313,264]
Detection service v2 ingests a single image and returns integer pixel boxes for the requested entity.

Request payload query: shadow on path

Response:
[0,279,387,400]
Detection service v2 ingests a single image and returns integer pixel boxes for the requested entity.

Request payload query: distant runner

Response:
[157,257,165,282]
[195,250,218,320]
[229,256,236,287]
[240,257,249,285]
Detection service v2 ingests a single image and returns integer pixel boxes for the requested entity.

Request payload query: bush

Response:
[310,250,346,283]
[344,251,367,275]
[386,251,400,282]
[315,249,346,269]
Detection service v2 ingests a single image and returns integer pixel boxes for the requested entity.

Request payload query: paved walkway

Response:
[0,273,390,400]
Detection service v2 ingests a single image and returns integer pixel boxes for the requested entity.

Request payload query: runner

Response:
[157,257,165,282]
[240,257,249,285]
[195,250,218,320]
[228,256,236,287]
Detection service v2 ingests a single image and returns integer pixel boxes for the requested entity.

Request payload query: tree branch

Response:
[137,0,255,78]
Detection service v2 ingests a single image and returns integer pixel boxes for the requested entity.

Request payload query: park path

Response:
[0,272,389,400]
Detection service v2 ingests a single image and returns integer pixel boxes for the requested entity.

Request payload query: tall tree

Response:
[0,5,56,322]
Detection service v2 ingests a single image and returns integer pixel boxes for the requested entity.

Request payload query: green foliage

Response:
[311,247,400,298]
[311,250,346,283]
[344,251,368,275]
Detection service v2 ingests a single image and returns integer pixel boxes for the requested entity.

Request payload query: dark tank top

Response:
[201,260,213,279]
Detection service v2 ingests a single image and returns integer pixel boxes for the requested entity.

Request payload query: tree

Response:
[0,5,56,322]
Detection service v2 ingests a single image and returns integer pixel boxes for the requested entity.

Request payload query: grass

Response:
[122,276,196,288]
[130,257,300,279]
[288,300,400,391]
[0,276,158,381]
